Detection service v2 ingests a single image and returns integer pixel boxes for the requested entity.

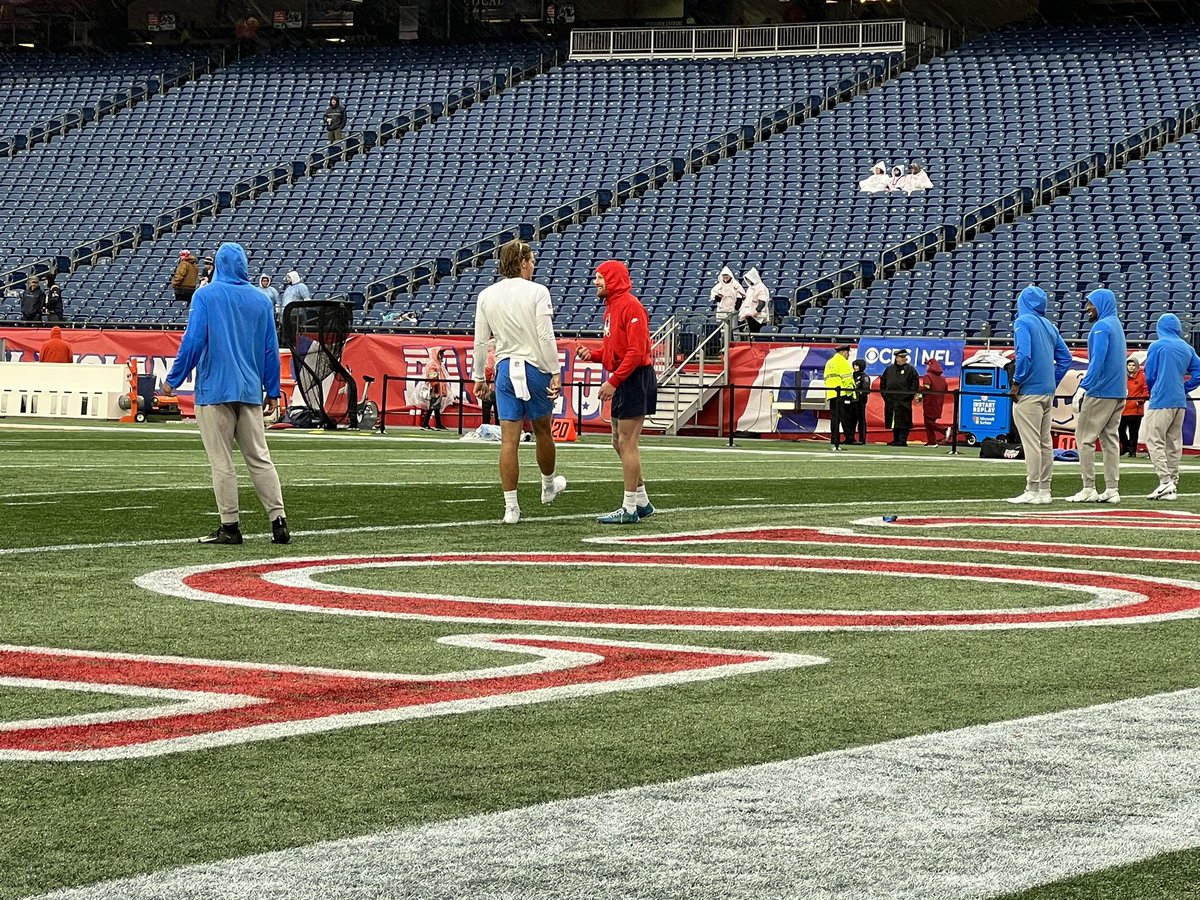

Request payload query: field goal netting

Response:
[282,299,358,430]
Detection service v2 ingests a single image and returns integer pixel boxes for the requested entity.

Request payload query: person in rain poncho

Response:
[859,160,890,193]
[898,162,933,194]
[740,268,771,333]
[710,266,745,318]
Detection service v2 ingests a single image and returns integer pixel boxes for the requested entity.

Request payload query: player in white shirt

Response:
[472,240,567,524]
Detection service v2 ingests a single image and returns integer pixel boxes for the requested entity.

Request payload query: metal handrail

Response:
[790,263,864,314]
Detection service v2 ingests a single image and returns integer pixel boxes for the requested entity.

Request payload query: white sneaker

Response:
[1032,491,1053,505]
[1147,482,1176,500]
[1006,491,1038,504]
[503,506,521,524]
[541,475,567,505]
[1065,488,1099,503]
[1096,488,1121,503]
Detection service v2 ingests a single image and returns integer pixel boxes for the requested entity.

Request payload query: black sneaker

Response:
[271,516,290,545]
[200,523,243,545]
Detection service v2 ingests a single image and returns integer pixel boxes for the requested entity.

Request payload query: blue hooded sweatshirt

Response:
[1144,313,1200,410]
[167,242,282,405]
[1012,286,1072,396]
[1079,288,1127,399]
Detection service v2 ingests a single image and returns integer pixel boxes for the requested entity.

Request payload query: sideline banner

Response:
[856,337,966,379]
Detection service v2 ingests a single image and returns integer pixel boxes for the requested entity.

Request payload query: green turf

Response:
[0,687,164,723]
[1,425,1199,899]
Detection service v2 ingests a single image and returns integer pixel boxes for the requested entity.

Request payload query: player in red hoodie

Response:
[576,260,656,524]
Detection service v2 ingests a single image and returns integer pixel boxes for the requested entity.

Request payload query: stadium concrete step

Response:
[645,371,727,435]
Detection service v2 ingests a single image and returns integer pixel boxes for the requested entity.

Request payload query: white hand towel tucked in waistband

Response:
[509,358,531,400]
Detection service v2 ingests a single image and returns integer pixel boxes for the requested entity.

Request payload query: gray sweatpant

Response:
[1074,396,1124,490]
[1012,393,1054,492]
[196,402,286,524]
[1141,407,1185,487]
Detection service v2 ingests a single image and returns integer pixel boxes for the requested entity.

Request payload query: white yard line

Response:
[0,498,1036,558]
[33,688,1200,900]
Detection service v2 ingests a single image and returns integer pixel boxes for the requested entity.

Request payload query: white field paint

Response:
[32,687,1200,900]
[0,497,1084,558]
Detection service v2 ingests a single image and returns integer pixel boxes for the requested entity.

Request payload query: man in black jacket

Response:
[851,358,871,445]
[20,277,45,324]
[880,348,919,446]
[323,97,347,143]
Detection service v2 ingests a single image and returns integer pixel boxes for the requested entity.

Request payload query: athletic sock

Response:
[635,485,649,506]
[623,490,637,514]
[503,489,519,509]
[541,473,557,489]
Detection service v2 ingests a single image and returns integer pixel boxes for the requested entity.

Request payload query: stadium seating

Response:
[51,51,889,326]
[854,132,1200,343]
[415,24,1200,335]
[0,43,544,280]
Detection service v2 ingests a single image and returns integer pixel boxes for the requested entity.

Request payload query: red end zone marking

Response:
[143,552,1200,630]
[0,636,815,761]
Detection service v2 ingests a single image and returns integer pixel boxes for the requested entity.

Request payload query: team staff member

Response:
[164,242,289,545]
[823,343,855,449]
[576,260,656,524]
[472,240,567,525]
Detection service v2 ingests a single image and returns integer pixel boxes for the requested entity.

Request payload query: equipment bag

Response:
[979,437,1024,460]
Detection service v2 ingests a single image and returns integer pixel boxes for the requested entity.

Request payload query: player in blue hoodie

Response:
[1067,288,1127,504]
[1007,285,1073,504]
[165,242,289,544]
[1141,312,1200,500]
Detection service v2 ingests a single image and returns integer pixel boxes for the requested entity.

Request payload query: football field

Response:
[2,422,1200,900]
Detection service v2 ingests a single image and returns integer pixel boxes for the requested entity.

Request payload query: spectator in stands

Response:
[171,250,198,305]
[880,349,919,446]
[20,277,44,324]
[919,357,948,446]
[1067,288,1127,504]
[479,337,498,426]
[859,160,890,193]
[1142,313,1200,501]
[323,97,347,143]
[421,346,451,431]
[472,241,566,524]
[710,267,744,319]
[44,273,64,323]
[740,268,771,334]
[197,255,215,289]
[851,358,871,445]
[163,242,289,546]
[257,274,281,320]
[576,259,656,525]
[823,343,856,450]
[1120,357,1147,457]
[38,326,73,363]
[281,271,311,312]
[1006,285,1072,505]
[888,165,906,190]
[898,162,933,194]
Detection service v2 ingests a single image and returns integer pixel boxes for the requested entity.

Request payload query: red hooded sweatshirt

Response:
[920,358,948,418]
[39,326,73,364]
[598,260,652,389]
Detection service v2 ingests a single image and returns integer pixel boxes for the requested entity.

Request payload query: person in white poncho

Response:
[859,160,890,193]
[710,266,745,318]
[897,162,933,194]
[740,268,772,333]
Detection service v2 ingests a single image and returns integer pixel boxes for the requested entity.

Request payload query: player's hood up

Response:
[597,260,634,301]
[49,326,62,339]
[1157,312,1184,340]
[1086,288,1118,320]
[1016,285,1047,318]
[214,242,251,286]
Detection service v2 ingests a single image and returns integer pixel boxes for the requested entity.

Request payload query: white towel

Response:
[509,358,531,401]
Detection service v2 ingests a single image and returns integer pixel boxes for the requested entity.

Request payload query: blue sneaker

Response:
[636,501,655,520]
[597,508,639,525]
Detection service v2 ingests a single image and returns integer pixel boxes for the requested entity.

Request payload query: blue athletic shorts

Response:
[495,358,554,422]
[611,365,658,420]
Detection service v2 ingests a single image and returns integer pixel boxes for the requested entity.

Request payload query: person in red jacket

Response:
[1120,356,1147,457]
[919,357,948,446]
[38,326,73,364]
[575,260,656,524]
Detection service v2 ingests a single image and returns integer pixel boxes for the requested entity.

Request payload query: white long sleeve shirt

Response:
[472,277,560,379]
